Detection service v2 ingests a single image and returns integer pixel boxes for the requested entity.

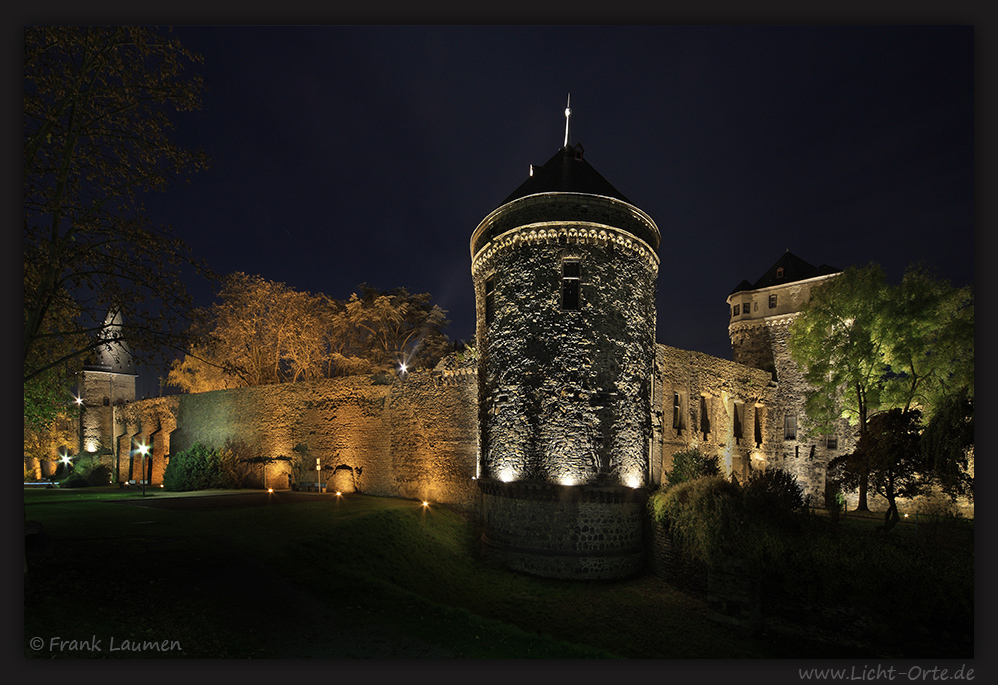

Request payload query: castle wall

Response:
[654,344,777,485]
[120,368,480,508]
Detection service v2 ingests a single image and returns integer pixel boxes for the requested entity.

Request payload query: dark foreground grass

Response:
[20,488,902,659]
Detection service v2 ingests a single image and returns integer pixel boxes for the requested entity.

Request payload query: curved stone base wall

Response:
[478,478,648,579]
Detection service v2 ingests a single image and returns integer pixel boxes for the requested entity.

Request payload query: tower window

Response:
[784,414,797,440]
[672,392,683,432]
[562,259,580,310]
[699,396,711,438]
[769,294,778,308]
[826,435,838,450]
[485,277,495,326]
[732,304,740,316]
[103,397,110,406]
[754,406,763,447]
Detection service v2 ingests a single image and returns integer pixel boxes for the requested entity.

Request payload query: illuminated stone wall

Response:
[120,366,480,508]
[654,344,778,486]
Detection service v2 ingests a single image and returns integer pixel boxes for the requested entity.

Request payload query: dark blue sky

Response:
[138,25,974,398]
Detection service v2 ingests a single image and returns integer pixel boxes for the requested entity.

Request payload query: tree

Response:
[878,265,974,420]
[343,285,451,372]
[789,264,889,510]
[920,388,974,502]
[789,263,974,511]
[24,26,210,404]
[829,408,924,533]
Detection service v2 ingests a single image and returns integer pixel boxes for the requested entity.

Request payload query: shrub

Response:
[742,468,806,531]
[72,455,114,486]
[650,476,743,567]
[162,443,233,492]
[61,475,91,488]
[664,448,720,487]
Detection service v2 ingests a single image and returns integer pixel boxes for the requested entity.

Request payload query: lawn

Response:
[22,488,971,659]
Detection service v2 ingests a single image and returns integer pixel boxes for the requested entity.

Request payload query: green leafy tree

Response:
[790,263,974,511]
[878,265,974,420]
[24,26,210,406]
[829,408,925,533]
[789,264,889,510]
[920,388,974,502]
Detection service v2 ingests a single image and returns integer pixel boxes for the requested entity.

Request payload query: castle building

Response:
[49,117,969,580]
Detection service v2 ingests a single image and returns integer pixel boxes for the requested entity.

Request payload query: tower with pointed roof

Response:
[79,309,137,481]
[471,109,660,578]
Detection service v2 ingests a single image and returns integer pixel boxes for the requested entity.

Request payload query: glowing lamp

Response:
[268,488,274,493]
[422,501,429,507]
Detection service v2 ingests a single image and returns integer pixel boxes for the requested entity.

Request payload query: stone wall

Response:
[119,367,480,509]
[654,344,777,486]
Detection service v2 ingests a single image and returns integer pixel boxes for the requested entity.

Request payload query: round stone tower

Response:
[471,140,660,579]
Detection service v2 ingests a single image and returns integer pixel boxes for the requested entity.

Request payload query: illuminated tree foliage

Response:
[878,265,974,418]
[343,285,451,372]
[789,263,973,511]
[789,264,888,510]
[167,275,451,391]
[23,26,209,404]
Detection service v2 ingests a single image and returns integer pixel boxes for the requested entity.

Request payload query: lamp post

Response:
[74,394,84,458]
[139,442,149,496]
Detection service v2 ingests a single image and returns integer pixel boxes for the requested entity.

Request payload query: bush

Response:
[162,443,234,492]
[650,476,743,567]
[742,469,806,529]
[664,448,720,487]
[72,455,114,486]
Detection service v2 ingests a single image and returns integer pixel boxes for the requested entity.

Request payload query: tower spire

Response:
[563,93,571,148]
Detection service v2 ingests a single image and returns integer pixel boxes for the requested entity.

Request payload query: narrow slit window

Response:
[733,403,744,444]
[485,277,495,326]
[700,396,711,438]
[562,259,580,310]
[754,406,763,447]
[672,392,682,432]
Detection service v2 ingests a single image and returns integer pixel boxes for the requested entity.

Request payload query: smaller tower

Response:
[727,252,847,499]
[79,309,137,482]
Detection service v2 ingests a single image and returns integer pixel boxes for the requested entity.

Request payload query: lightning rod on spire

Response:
[563,93,572,148]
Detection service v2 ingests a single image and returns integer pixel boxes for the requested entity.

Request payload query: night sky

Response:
[136,25,974,399]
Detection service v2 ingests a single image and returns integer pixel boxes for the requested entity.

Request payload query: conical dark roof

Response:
[83,309,137,376]
[730,251,841,295]
[500,143,631,206]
